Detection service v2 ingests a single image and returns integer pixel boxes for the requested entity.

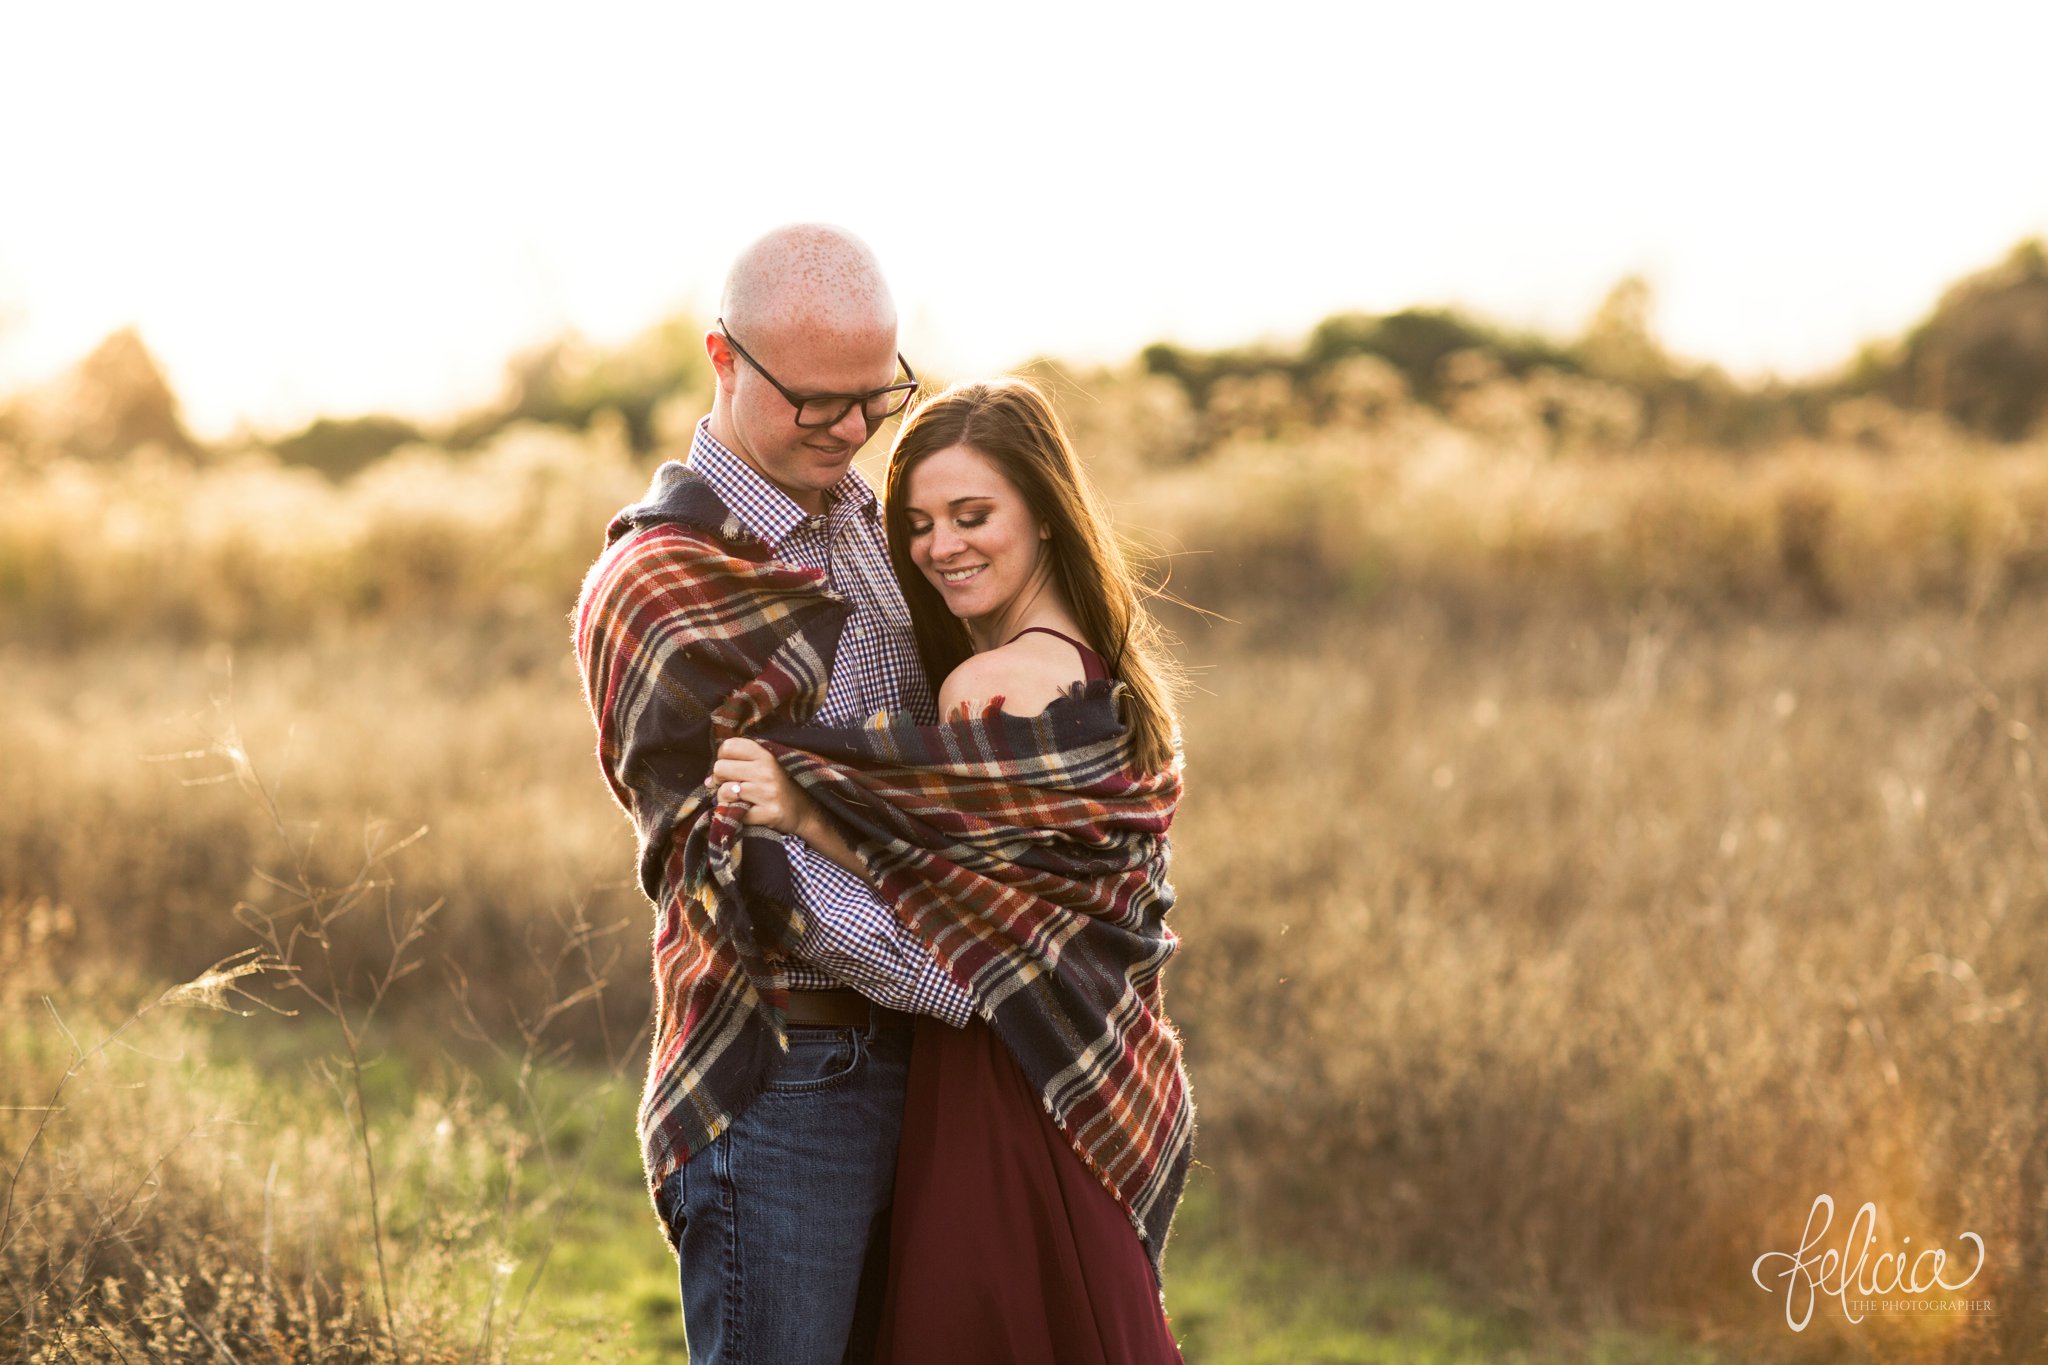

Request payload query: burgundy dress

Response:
[873,628,1185,1364]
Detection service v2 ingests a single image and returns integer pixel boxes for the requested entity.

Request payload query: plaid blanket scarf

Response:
[574,460,1194,1274]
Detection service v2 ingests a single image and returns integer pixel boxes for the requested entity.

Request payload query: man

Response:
[575,224,973,1363]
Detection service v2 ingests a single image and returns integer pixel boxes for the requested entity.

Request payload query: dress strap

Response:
[1004,626,1111,683]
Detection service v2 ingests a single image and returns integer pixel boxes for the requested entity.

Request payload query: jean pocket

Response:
[653,1164,686,1243]
[760,1025,862,1094]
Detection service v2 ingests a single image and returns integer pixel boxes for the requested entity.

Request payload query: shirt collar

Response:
[687,417,879,551]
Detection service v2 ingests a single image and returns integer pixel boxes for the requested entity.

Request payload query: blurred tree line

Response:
[0,314,714,478]
[1846,237,2048,440]
[2,239,2044,475]
[1140,237,2048,454]
[259,315,715,478]
[0,328,204,464]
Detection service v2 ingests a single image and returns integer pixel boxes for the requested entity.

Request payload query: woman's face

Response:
[901,443,1050,627]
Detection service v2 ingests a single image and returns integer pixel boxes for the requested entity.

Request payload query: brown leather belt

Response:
[783,987,910,1031]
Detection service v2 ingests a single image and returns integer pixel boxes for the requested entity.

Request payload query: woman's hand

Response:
[710,737,820,840]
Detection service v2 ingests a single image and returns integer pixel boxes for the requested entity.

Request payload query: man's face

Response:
[713,319,901,508]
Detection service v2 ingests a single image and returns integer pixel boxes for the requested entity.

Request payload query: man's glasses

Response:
[717,318,918,429]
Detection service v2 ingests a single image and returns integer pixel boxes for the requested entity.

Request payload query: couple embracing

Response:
[574,224,1192,1363]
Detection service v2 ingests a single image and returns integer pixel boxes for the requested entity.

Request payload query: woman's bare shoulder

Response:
[938,634,1089,721]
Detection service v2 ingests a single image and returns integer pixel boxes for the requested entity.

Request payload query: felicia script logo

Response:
[1751,1195,1988,1332]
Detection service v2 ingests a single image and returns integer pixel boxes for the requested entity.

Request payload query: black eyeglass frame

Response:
[716,317,918,430]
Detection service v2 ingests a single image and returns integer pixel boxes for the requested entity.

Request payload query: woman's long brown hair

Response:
[883,378,1185,775]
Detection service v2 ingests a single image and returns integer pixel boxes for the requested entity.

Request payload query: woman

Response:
[710,379,1189,1362]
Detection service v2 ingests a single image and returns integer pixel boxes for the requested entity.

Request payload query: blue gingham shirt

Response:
[688,419,973,1026]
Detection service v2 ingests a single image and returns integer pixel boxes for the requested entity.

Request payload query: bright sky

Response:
[3,0,2044,441]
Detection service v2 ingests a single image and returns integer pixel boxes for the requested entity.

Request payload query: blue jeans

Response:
[654,1016,913,1365]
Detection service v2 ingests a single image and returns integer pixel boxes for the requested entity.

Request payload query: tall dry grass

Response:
[0,944,514,1361]
[0,630,644,1055]
[7,371,2048,1358]
[1137,421,2048,621]
[1167,602,2045,1360]
[7,375,2048,650]
[0,741,645,1361]
[2,626,645,1360]
[10,603,2043,1358]
[0,416,648,647]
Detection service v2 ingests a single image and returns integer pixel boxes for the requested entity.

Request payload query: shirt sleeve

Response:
[783,832,974,1028]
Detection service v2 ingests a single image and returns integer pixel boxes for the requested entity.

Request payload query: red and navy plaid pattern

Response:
[574,460,1194,1277]
[688,422,970,1025]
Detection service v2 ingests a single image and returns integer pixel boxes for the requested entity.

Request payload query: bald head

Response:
[720,223,896,343]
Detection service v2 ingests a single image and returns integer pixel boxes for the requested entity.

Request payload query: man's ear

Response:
[705,330,738,386]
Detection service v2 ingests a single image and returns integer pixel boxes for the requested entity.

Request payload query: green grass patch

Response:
[1163,1175,1726,1365]
[4,990,1731,1364]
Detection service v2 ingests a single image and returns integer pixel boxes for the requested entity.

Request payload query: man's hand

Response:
[710,737,821,840]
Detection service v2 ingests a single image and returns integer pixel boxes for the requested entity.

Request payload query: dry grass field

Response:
[5,378,2048,1361]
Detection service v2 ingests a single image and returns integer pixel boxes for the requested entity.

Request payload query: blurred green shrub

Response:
[445,315,714,454]
[1881,238,2048,440]
[273,413,425,480]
